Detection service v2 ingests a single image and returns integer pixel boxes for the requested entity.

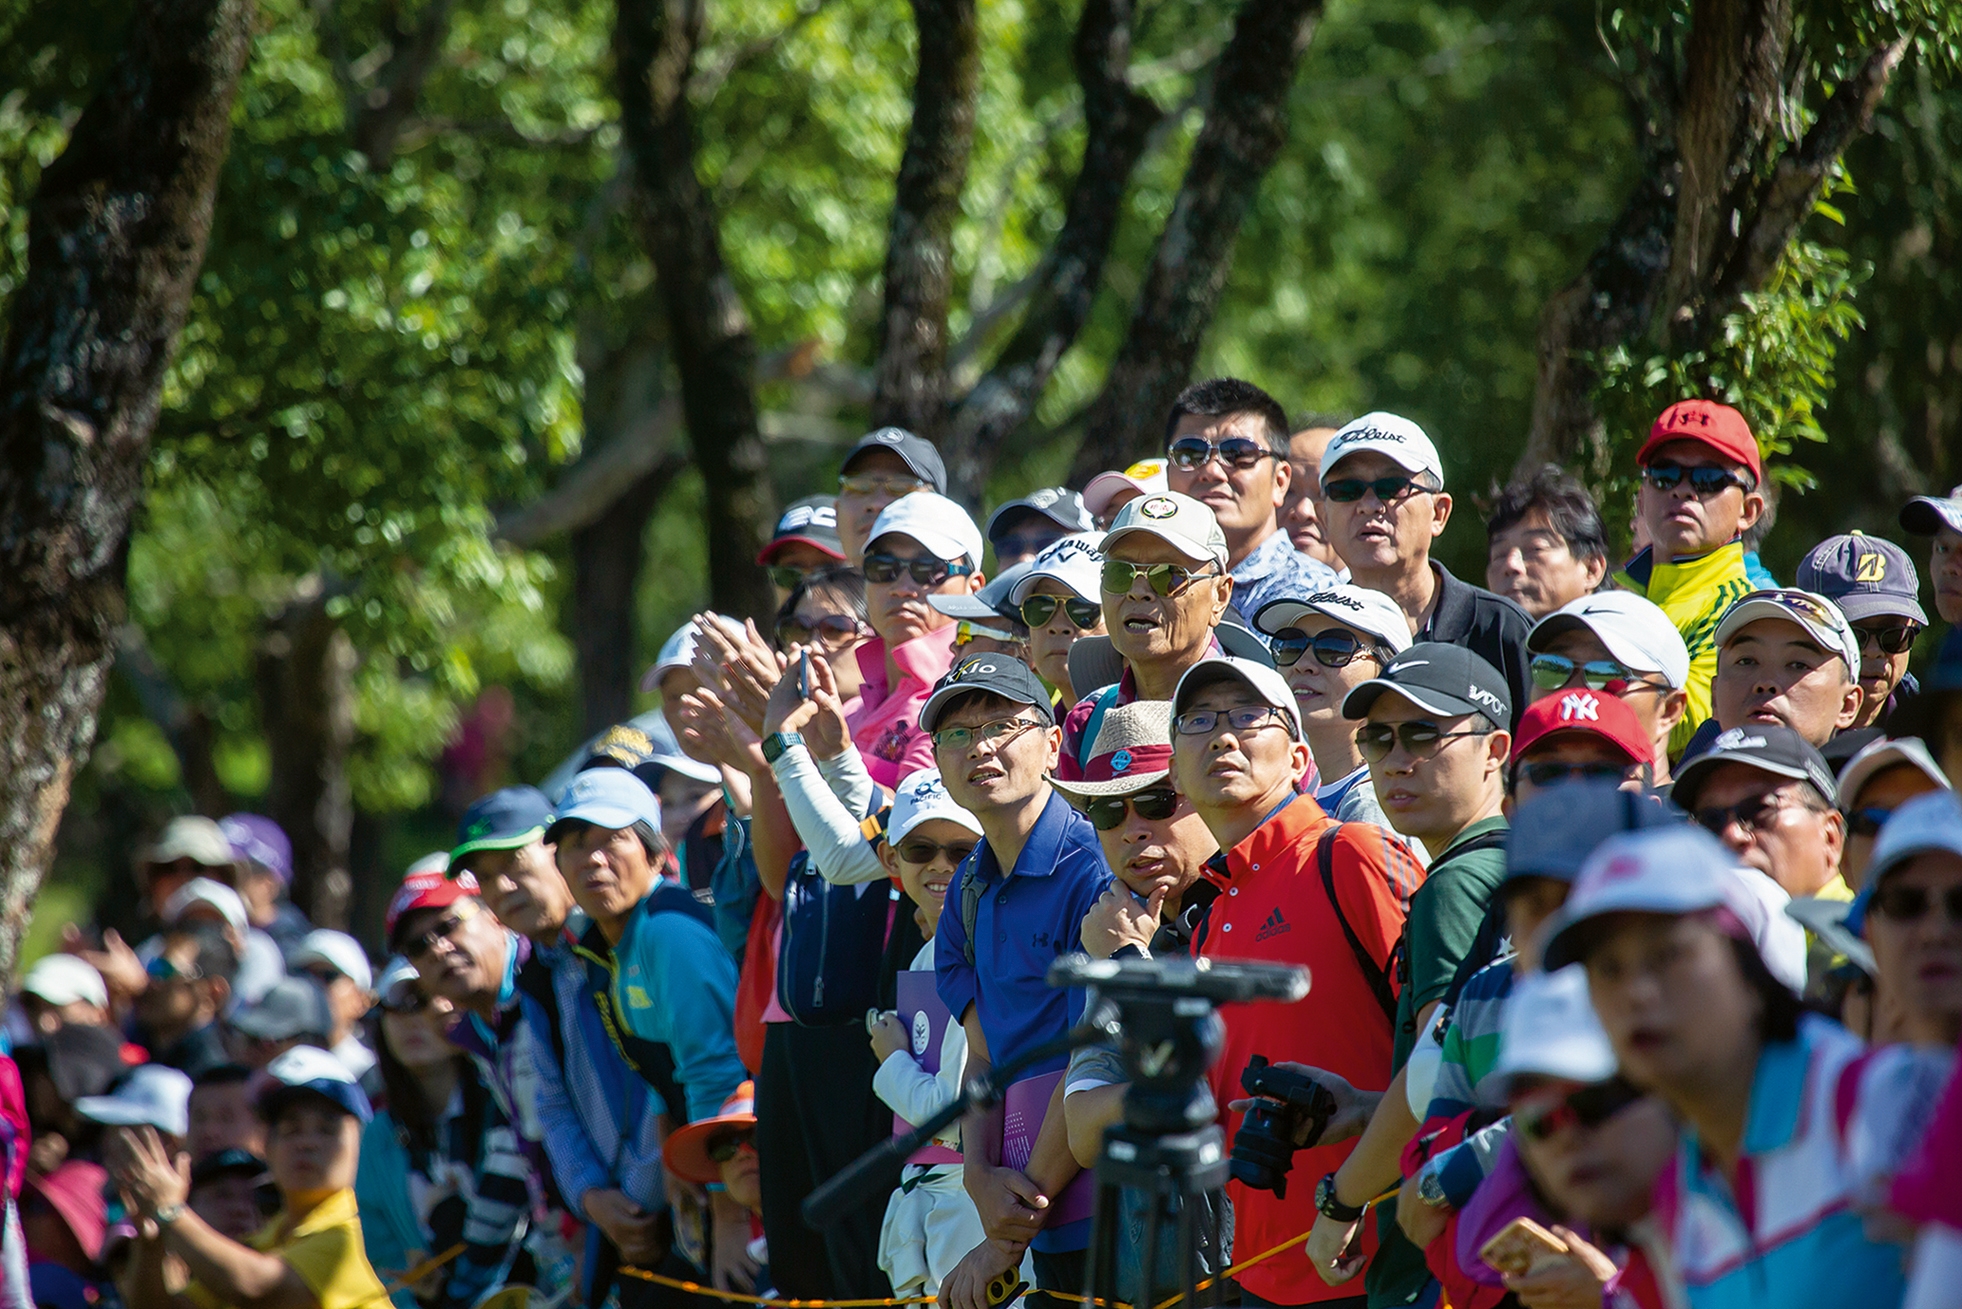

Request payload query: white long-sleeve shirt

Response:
[872,938,968,1149]
[770,742,887,884]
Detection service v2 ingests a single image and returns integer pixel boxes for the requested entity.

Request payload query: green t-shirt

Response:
[1371,814,1511,1309]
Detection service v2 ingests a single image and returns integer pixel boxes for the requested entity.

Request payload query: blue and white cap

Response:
[889,769,983,847]
[1491,966,1618,1094]
[258,1045,373,1124]
[545,767,663,841]
[1008,534,1104,605]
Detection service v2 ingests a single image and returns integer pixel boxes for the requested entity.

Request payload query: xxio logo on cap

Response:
[1559,692,1601,722]
[1140,496,1179,519]
[950,660,999,680]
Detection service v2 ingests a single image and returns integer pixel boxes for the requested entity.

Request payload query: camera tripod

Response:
[804,956,1309,1309]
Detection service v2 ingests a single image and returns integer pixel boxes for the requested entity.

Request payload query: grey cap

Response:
[842,427,946,493]
[1795,531,1927,624]
[986,488,1095,541]
[227,976,333,1043]
[1671,723,1839,811]
[1900,485,1962,537]
[1503,782,1684,886]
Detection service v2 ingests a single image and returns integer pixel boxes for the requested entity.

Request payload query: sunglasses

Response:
[1871,883,1962,924]
[299,965,345,988]
[1270,627,1384,670]
[952,620,1023,650]
[1080,788,1181,831]
[896,838,977,867]
[1518,760,1639,789]
[1167,436,1275,472]
[1852,621,1921,656]
[707,1128,756,1163]
[1848,805,1895,838]
[930,716,1041,754]
[1516,1078,1644,1142]
[1100,559,1220,597]
[1692,792,1804,838]
[403,900,480,961]
[1322,475,1430,504]
[768,564,813,591]
[1355,720,1485,764]
[1020,595,1102,630]
[863,553,972,587]
[1529,652,1662,694]
[1640,462,1751,496]
[839,473,928,498]
[146,955,202,984]
[1172,705,1291,737]
[776,612,864,651]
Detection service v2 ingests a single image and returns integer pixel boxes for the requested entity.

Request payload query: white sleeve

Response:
[771,744,888,885]
[814,747,878,819]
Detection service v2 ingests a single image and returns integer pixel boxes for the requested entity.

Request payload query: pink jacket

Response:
[849,628,958,789]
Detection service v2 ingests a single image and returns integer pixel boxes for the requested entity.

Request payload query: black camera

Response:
[1228,1055,1338,1198]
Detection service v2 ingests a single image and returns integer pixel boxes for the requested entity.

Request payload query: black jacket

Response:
[1418,562,1534,731]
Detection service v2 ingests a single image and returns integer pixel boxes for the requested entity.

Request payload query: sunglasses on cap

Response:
[1100,559,1220,598]
[1172,705,1291,737]
[1167,435,1275,472]
[895,838,977,867]
[1529,652,1665,694]
[1355,720,1486,764]
[1640,462,1751,496]
[1078,787,1180,831]
[707,1127,755,1163]
[930,716,1042,754]
[1871,882,1962,924]
[839,472,927,498]
[1270,627,1386,670]
[951,620,1023,651]
[1851,620,1921,656]
[863,553,972,587]
[775,612,864,651]
[1515,1077,1644,1142]
[1322,475,1431,504]
[1020,595,1102,630]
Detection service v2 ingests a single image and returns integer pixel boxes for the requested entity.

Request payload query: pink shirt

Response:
[849,628,958,788]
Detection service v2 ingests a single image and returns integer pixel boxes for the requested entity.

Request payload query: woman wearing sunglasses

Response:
[1543,824,1909,1309]
[774,565,873,706]
[1008,534,1106,705]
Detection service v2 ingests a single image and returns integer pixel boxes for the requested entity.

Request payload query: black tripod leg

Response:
[1205,1191,1224,1309]
[1087,1179,1119,1309]
[1140,1189,1162,1309]
[1177,1192,1197,1309]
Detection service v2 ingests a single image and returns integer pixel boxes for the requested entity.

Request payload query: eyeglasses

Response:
[1516,1078,1644,1142]
[1322,475,1431,504]
[1355,720,1486,764]
[896,838,977,867]
[1848,805,1895,838]
[1100,559,1220,597]
[1691,792,1805,838]
[1167,436,1276,472]
[839,473,928,498]
[930,716,1041,754]
[863,553,972,587]
[1269,627,1383,670]
[1020,595,1102,630]
[1080,788,1181,831]
[707,1128,755,1163]
[1852,621,1922,656]
[1172,705,1291,737]
[1518,760,1639,789]
[776,612,864,651]
[1871,883,1962,924]
[146,955,202,984]
[1529,652,1664,694]
[403,900,480,960]
[1640,461,1750,497]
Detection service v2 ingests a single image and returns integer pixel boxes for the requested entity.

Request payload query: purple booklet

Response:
[893,970,962,1164]
[1002,1071,1095,1224]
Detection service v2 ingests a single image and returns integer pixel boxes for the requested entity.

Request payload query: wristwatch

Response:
[153,1203,186,1227]
[1416,1164,1451,1209]
[1314,1172,1364,1223]
[761,731,803,764]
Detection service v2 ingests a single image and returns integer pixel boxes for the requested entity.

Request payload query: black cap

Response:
[1504,782,1683,886]
[758,494,845,565]
[1340,642,1512,724]
[191,1148,270,1189]
[985,488,1094,542]
[842,427,947,493]
[918,654,1056,733]
[38,1023,128,1105]
[1671,723,1839,810]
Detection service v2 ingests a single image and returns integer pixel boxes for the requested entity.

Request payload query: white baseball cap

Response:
[1009,534,1104,605]
[75,1064,194,1137]
[888,768,984,847]
[866,492,986,570]
[1320,412,1445,489]
[1837,736,1952,814]
[1490,966,1618,1093]
[1100,491,1229,568]
[1528,591,1691,689]
[1713,588,1860,672]
[161,878,249,938]
[1081,458,1169,520]
[290,930,374,993]
[638,619,702,694]
[1251,585,1413,655]
[1172,656,1305,742]
[21,955,108,1011]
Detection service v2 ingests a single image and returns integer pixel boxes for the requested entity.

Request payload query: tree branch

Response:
[869,0,980,444]
[1070,0,1323,483]
[349,0,456,168]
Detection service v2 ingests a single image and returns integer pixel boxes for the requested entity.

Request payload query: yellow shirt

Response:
[188,1188,393,1309]
[1616,541,1755,758]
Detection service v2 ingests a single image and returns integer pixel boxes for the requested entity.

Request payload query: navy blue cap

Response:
[918,654,1056,734]
[1795,531,1927,624]
[842,426,947,493]
[451,786,554,865]
[191,1147,270,1188]
[256,1046,372,1124]
[1504,781,1684,884]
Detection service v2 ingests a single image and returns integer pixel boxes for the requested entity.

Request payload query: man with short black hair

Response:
[1797,532,1927,730]
[838,427,947,562]
[1525,591,1690,785]
[1483,466,1608,619]
[1900,483,1962,625]
[1281,416,1350,571]
[1319,414,1531,728]
[1166,379,1338,621]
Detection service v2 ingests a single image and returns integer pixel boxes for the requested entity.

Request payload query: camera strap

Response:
[1317,827,1398,1023]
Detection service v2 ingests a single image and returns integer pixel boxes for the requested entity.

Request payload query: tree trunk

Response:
[256,596,356,930]
[868,0,981,447]
[572,460,680,735]
[614,0,777,625]
[1070,0,1325,482]
[0,0,255,980]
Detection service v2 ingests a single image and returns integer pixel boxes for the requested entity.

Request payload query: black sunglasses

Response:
[1270,627,1384,670]
[896,839,976,867]
[1167,436,1275,471]
[863,553,972,586]
[1020,595,1102,630]
[707,1128,755,1163]
[1100,559,1219,598]
[1080,788,1181,831]
[1517,1077,1644,1142]
[1640,462,1751,497]
[1323,475,1430,504]
[1852,621,1921,656]
[1517,760,1638,789]
[776,612,863,650]
[1355,720,1485,763]
[1692,793,1802,838]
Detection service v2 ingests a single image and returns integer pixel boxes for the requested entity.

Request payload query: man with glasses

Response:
[986,488,1095,568]
[1164,379,1339,623]
[1309,645,1513,1304]
[758,494,848,599]
[1009,534,1106,705]
[1900,483,1962,625]
[837,426,946,562]
[1615,399,1767,752]
[1797,531,1928,734]
[1504,689,1653,809]
[1706,587,1864,751]
[1525,591,1690,785]
[1169,655,1417,1309]
[1672,723,1849,903]
[1252,585,1413,833]
[925,657,1110,1309]
[1318,413,1531,729]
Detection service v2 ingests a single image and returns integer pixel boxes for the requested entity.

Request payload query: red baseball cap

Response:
[1635,400,1761,483]
[385,863,480,945]
[1513,689,1652,767]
